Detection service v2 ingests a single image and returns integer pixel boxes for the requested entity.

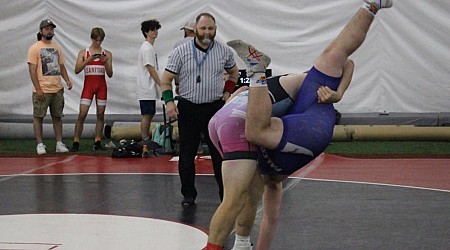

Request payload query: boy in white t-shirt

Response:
[137,19,162,145]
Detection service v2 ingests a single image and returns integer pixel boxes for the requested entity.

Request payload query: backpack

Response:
[111,141,143,158]
[152,123,173,152]
[111,140,163,158]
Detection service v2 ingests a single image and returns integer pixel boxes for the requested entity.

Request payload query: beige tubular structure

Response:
[332,125,450,141]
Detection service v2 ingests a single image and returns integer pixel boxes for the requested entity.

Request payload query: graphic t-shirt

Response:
[27,41,65,93]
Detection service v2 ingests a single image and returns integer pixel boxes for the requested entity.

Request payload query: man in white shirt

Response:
[137,19,162,145]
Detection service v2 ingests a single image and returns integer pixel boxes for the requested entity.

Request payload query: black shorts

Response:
[139,100,156,115]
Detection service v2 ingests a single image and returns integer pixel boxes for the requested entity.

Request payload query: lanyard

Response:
[192,39,213,68]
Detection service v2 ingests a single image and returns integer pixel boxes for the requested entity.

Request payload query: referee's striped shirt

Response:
[165,39,236,104]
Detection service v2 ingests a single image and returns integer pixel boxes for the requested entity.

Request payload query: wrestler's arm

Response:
[103,50,113,78]
[317,59,354,103]
[223,65,239,102]
[74,49,92,74]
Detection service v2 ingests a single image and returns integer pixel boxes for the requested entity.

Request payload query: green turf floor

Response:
[0,139,449,158]
[326,141,450,157]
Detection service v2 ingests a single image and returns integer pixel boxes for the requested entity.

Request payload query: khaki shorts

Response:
[33,89,64,118]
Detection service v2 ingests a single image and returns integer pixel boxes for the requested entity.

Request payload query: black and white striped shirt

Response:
[165,39,236,104]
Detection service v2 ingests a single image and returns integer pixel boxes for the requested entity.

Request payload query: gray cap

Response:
[39,19,56,29]
[180,20,195,31]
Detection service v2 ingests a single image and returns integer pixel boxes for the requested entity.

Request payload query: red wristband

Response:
[224,80,236,93]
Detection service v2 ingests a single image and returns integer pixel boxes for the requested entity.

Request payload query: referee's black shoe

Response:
[181,197,195,207]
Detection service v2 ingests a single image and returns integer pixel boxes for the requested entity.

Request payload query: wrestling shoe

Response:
[227,40,271,76]
[70,142,79,152]
[55,142,69,153]
[363,0,393,9]
[93,141,104,151]
[36,143,47,155]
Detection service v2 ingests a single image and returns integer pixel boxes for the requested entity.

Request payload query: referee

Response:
[161,12,239,206]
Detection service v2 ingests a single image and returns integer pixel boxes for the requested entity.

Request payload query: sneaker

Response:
[55,142,69,153]
[70,142,80,152]
[36,143,47,155]
[181,197,196,207]
[363,0,393,9]
[104,141,116,149]
[93,141,104,151]
[227,40,271,76]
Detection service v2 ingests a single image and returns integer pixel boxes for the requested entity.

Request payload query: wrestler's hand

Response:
[100,54,109,63]
[317,86,341,103]
[88,54,97,62]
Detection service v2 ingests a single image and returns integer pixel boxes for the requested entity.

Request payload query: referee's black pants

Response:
[176,97,224,201]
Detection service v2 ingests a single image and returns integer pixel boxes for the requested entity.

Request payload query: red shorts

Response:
[80,78,107,105]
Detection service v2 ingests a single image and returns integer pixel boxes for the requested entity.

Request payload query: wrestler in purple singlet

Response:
[209,67,341,175]
[258,66,341,175]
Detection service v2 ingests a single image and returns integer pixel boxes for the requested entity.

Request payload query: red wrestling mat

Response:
[0,155,213,175]
[0,154,448,191]
[303,154,450,191]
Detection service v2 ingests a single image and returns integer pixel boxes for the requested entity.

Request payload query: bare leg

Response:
[233,170,264,248]
[314,9,375,77]
[74,104,90,141]
[314,0,393,76]
[256,179,283,250]
[140,114,153,140]
[96,105,106,141]
[246,84,282,147]
[207,160,258,247]
[278,74,307,101]
[227,40,283,149]
[33,117,44,144]
[52,116,63,142]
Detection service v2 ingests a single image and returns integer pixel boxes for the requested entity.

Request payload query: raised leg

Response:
[227,40,282,149]
[315,0,393,77]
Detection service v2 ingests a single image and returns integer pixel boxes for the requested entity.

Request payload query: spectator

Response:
[27,19,73,155]
[173,19,196,95]
[173,19,196,48]
[137,19,162,145]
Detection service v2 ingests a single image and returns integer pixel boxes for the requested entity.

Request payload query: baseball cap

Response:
[180,20,195,31]
[39,19,56,29]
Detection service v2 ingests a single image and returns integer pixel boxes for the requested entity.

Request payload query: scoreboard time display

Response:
[234,69,272,92]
